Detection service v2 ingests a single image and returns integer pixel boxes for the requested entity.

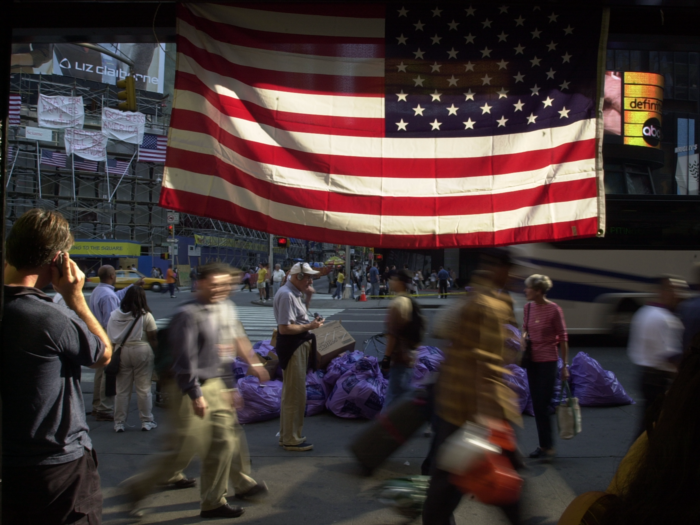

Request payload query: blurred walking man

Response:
[272,263,285,297]
[126,263,269,518]
[2,209,112,524]
[424,249,522,525]
[88,265,142,421]
[628,276,687,437]
[274,262,324,451]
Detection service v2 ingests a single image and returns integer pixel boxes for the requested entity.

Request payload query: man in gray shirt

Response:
[274,262,324,452]
[127,263,268,519]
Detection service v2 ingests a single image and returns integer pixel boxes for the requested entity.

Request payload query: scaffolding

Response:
[5,72,307,267]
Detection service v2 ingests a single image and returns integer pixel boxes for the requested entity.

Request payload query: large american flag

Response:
[160,3,607,248]
[73,155,99,173]
[41,149,67,169]
[138,133,168,163]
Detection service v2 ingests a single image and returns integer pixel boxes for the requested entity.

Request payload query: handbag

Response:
[556,381,582,439]
[521,303,533,369]
[104,314,141,396]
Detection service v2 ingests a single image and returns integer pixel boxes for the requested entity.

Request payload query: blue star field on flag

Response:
[385,4,602,137]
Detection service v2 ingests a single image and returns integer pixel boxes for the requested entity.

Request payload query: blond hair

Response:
[525,274,553,293]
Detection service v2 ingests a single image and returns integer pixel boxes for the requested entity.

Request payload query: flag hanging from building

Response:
[73,155,99,173]
[6,145,17,165]
[138,133,168,163]
[160,3,608,248]
[106,158,130,176]
[40,149,67,168]
[9,94,21,126]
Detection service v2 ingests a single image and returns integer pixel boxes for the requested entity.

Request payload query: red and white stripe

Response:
[9,94,21,126]
[161,4,603,248]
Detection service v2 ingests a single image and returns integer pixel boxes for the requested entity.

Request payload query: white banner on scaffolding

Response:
[101,108,146,145]
[64,128,107,161]
[38,94,84,129]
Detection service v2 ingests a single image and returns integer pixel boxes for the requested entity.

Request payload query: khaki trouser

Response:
[280,341,310,446]
[92,367,114,414]
[127,378,235,511]
[114,343,155,424]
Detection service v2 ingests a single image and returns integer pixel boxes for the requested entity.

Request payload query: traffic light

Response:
[276,237,288,248]
[375,254,383,261]
[160,253,169,260]
[116,75,137,112]
[168,225,174,234]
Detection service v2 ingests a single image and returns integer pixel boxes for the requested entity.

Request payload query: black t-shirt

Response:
[1,286,105,466]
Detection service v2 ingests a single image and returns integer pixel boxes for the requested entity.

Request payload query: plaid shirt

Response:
[433,281,521,428]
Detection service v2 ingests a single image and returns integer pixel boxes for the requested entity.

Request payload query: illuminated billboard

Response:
[603,71,664,148]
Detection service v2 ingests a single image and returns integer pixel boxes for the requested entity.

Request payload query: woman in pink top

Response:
[523,274,570,461]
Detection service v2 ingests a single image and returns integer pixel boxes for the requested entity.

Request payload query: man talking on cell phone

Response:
[274,262,324,451]
[2,209,113,525]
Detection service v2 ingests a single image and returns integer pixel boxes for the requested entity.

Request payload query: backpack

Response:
[403,297,426,348]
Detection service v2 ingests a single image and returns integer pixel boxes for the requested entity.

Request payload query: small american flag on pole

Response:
[160,3,608,248]
[9,94,21,126]
[106,158,131,176]
[41,149,67,169]
[138,133,168,163]
[73,155,99,173]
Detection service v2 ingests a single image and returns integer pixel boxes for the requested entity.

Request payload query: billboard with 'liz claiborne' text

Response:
[603,71,664,149]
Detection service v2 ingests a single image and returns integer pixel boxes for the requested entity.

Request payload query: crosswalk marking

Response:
[235,306,345,343]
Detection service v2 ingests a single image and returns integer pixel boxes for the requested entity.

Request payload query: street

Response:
[83,284,640,524]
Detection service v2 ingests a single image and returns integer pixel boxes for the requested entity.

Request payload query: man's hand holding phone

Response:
[51,252,86,306]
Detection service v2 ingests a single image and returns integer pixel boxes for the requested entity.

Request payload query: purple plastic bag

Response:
[232,358,249,384]
[503,364,534,416]
[570,352,634,406]
[305,369,329,416]
[323,350,366,388]
[411,346,444,387]
[237,377,283,424]
[504,324,522,353]
[326,357,387,419]
[252,340,283,380]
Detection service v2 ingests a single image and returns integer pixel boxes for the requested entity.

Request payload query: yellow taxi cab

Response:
[87,269,167,292]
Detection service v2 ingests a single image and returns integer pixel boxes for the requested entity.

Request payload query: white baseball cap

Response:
[289,262,319,276]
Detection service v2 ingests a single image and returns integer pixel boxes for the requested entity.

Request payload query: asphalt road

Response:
[81,286,640,525]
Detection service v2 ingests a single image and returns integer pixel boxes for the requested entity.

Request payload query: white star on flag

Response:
[448,20,459,30]
[465,6,476,16]
[542,96,554,108]
[514,44,525,55]
[562,52,572,63]
[463,118,475,129]
[447,48,458,59]
[397,34,408,45]
[431,34,442,45]
[514,72,525,83]
[480,103,492,114]
[497,59,509,69]
[531,84,541,95]
[548,12,559,23]
[396,119,408,130]
[497,116,508,127]
[546,68,556,79]
[447,76,459,86]
[481,74,492,85]
[513,99,525,111]
[482,18,492,28]
[396,90,408,101]
[414,20,425,31]
[531,56,542,67]
[398,6,408,16]
[413,76,425,86]
[413,104,425,116]
[432,7,442,17]
[464,61,475,71]
[531,28,542,39]
[515,15,525,26]
[559,80,570,90]
[481,47,492,58]
[414,48,425,59]
[527,113,538,124]
[431,62,442,72]
[446,104,459,115]
[547,41,558,51]
[431,90,443,102]
[464,90,475,101]
[397,62,407,72]
[564,25,574,35]
[558,107,571,118]
[498,31,508,42]
[497,88,509,99]
[465,34,476,44]
[430,119,442,130]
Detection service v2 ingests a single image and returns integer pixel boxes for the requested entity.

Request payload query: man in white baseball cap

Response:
[273,262,323,451]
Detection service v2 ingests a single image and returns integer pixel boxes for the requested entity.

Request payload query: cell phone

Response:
[54,252,64,277]
[314,312,324,321]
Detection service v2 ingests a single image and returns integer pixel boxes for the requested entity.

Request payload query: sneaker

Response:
[235,481,269,501]
[95,411,114,421]
[159,477,197,490]
[141,421,158,431]
[200,504,244,519]
[529,447,556,462]
[114,423,125,433]
[283,442,314,452]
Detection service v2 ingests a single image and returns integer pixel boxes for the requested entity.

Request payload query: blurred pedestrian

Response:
[274,262,324,451]
[627,276,686,438]
[89,265,143,421]
[332,268,345,299]
[522,274,569,461]
[107,286,158,433]
[437,266,449,298]
[381,269,425,409]
[241,268,253,292]
[429,269,437,289]
[163,265,176,298]
[414,270,424,291]
[272,263,285,297]
[424,249,522,525]
[257,262,269,302]
[126,263,268,519]
[190,266,197,292]
[369,262,380,297]
[2,209,112,525]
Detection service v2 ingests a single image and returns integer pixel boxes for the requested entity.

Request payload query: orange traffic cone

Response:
[360,286,367,302]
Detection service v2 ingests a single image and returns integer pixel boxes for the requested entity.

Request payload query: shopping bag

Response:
[557,381,582,440]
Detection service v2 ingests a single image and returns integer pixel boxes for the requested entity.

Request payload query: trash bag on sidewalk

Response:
[253,340,282,380]
[503,325,521,352]
[570,352,634,406]
[411,346,444,387]
[503,364,534,416]
[232,358,249,383]
[236,377,283,424]
[326,356,388,419]
[324,350,366,388]
[306,369,329,416]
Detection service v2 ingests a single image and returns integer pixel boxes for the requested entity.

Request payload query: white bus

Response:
[516,197,700,336]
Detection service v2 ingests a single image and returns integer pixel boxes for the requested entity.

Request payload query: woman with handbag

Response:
[107,286,159,433]
[522,274,569,461]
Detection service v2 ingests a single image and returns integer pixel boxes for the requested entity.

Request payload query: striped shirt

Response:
[523,302,568,362]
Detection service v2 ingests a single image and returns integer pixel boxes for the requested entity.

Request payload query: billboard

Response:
[603,71,664,148]
[11,43,166,94]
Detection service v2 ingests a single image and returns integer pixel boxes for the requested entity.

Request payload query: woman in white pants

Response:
[107,286,159,432]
